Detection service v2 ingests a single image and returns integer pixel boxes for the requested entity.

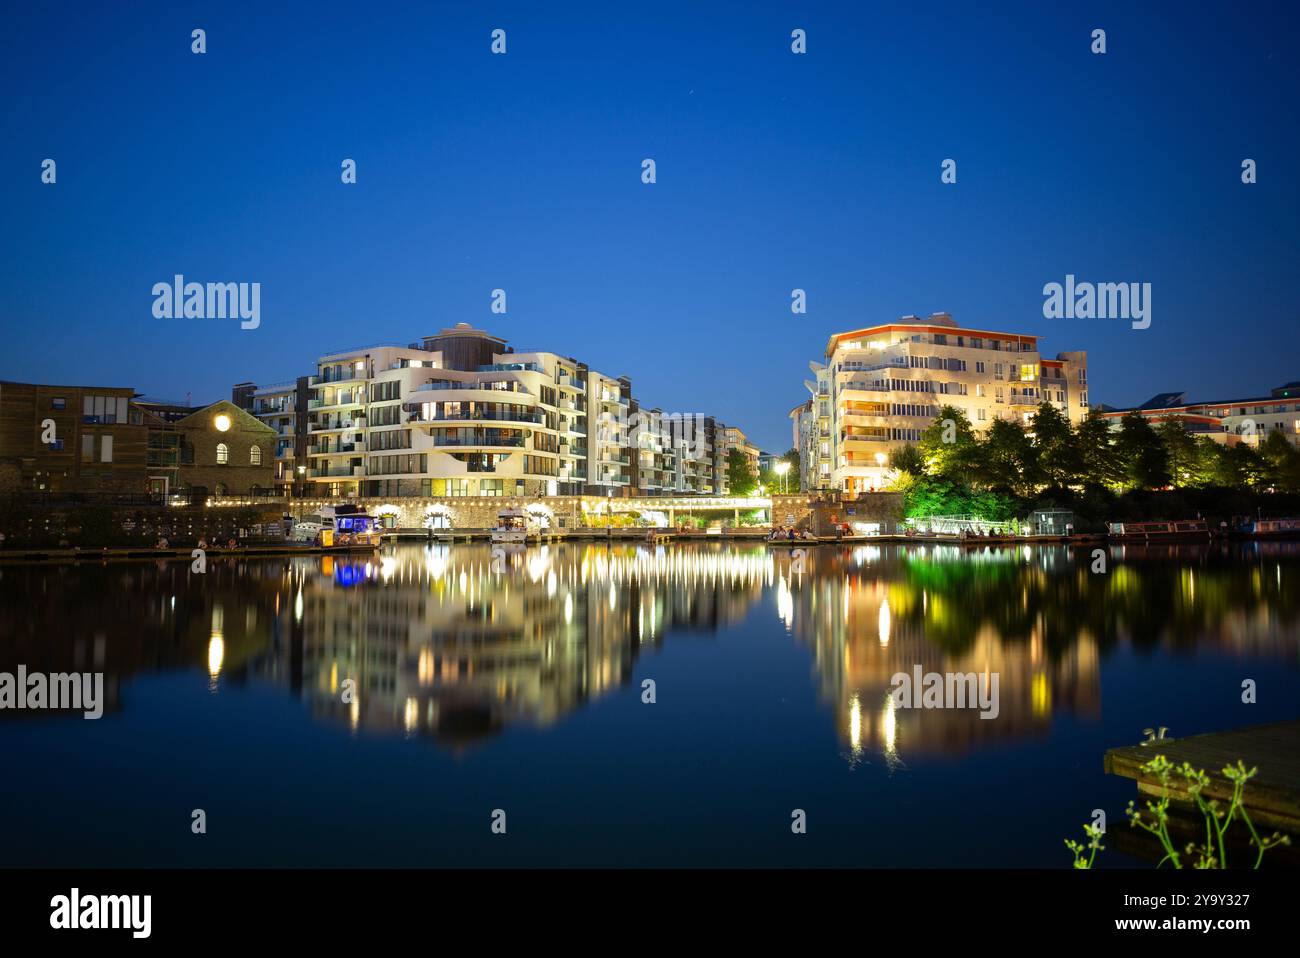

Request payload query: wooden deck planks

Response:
[1105,721,1300,832]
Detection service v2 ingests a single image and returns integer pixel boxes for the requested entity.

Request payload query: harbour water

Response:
[2,541,1298,867]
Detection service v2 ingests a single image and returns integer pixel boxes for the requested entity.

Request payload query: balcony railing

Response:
[432,436,526,448]
[417,411,542,425]
[477,362,543,373]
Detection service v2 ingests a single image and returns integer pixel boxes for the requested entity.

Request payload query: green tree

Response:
[725,448,757,496]
[1155,417,1200,488]
[889,443,925,476]
[1030,402,1081,487]
[1258,430,1300,492]
[979,417,1039,495]
[1076,410,1125,489]
[920,406,980,485]
[1115,412,1170,490]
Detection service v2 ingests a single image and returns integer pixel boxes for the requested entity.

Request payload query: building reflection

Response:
[1,541,1296,761]
[273,544,769,747]
[774,542,1300,763]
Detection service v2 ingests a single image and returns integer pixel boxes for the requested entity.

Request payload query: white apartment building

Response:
[1100,381,1300,448]
[237,324,752,500]
[810,313,1089,496]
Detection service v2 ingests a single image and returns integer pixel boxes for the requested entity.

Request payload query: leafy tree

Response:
[919,406,980,485]
[725,448,757,496]
[889,443,925,476]
[1115,412,1170,490]
[1076,410,1125,489]
[1258,430,1300,492]
[978,417,1039,496]
[1030,402,1081,487]
[1155,417,1200,488]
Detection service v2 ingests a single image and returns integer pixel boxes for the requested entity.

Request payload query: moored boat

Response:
[1239,517,1300,539]
[1106,519,1210,541]
[490,508,529,544]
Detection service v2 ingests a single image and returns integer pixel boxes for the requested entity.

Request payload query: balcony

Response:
[419,410,543,425]
[309,466,360,478]
[311,366,369,385]
[477,362,543,373]
[415,379,526,394]
[432,436,526,448]
[309,441,358,455]
[309,418,362,433]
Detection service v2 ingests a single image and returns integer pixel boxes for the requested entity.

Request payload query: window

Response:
[100,435,113,463]
[978,409,987,421]
[976,384,985,397]
[51,397,66,410]
[216,443,229,464]
[81,435,94,462]
[250,445,262,465]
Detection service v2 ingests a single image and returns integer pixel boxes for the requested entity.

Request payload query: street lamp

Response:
[873,452,887,492]
[774,460,791,495]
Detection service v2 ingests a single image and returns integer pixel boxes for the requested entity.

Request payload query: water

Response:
[2,541,1298,867]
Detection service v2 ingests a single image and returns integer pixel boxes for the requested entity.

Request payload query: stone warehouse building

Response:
[0,381,275,498]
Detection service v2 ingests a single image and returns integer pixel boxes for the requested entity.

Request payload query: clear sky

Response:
[2,1,1297,452]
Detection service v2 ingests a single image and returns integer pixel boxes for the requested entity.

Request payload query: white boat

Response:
[294,505,382,547]
[490,507,528,544]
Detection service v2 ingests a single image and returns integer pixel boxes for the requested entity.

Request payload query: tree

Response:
[726,448,757,496]
[1115,412,1170,490]
[978,417,1039,496]
[1258,430,1300,492]
[920,406,980,485]
[1030,402,1081,487]
[889,443,925,476]
[1155,417,1200,488]
[1076,410,1125,489]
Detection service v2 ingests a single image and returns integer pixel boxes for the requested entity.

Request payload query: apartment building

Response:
[234,324,753,500]
[233,377,311,495]
[292,325,627,499]
[807,313,1088,496]
[1099,381,1300,447]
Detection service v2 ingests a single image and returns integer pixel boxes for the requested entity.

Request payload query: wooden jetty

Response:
[1105,721,1300,834]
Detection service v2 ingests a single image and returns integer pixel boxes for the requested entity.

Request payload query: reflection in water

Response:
[1,542,1298,764]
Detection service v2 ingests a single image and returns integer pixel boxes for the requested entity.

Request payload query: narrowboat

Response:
[1106,519,1210,541]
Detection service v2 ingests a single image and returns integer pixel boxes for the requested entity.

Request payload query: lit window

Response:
[217,443,229,465]
[214,413,232,432]
[250,445,262,465]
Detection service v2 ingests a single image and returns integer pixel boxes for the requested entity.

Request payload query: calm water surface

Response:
[2,541,1298,867]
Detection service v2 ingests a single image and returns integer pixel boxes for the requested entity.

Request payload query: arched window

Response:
[250,445,262,465]
[216,443,229,465]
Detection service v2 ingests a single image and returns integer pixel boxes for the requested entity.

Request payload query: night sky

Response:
[3,1,1298,451]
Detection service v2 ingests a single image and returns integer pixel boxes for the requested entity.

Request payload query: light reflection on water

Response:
[2,540,1298,866]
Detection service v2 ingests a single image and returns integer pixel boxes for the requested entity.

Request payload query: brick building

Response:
[0,381,148,495]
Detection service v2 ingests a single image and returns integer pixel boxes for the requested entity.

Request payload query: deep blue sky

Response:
[3,1,1297,451]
